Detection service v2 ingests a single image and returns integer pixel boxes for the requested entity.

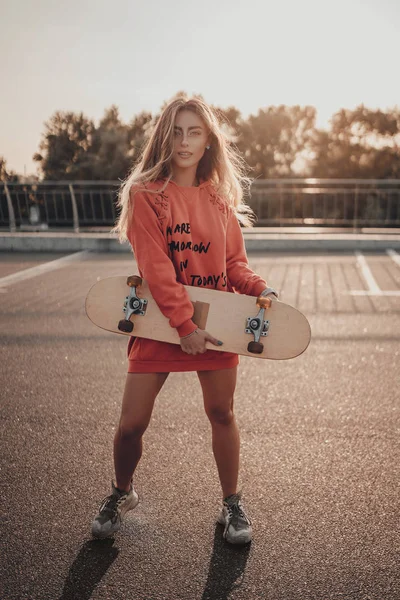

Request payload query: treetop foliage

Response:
[2,97,400,182]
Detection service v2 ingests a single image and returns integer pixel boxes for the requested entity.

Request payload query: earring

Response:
[206,146,211,150]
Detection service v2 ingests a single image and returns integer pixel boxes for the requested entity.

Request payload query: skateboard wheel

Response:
[118,319,134,333]
[127,275,142,287]
[247,341,264,354]
[256,296,272,309]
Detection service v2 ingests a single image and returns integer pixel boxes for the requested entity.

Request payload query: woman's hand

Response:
[266,293,279,302]
[180,329,223,355]
[260,289,279,302]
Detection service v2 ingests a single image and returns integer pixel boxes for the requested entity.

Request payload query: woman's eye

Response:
[174,130,200,136]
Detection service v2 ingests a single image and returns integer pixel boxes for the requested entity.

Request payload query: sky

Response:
[1,0,399,175]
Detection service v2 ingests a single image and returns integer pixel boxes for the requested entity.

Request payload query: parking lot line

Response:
[350,290,400,296]
[387,249,400,267]
[353,251,382,295]
[346,250,400,296]
[0,251,90,288]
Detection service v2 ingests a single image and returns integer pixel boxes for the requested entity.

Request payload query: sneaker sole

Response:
[224,530,252,544]
[217,513,225,526]
[120,491,140,516]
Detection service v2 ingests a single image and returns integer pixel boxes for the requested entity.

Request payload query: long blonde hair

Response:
[112,94,257,242]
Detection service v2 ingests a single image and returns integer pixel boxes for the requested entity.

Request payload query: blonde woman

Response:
[91,96,278,544]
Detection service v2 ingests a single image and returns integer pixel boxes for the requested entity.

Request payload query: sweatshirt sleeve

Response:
[226,207,268,296]
[127,189,198,338]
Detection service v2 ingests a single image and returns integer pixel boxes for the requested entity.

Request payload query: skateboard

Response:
[85,275,311,360]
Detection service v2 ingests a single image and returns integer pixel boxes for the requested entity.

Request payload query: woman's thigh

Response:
[119,372,169,435]
[197,366,238,422]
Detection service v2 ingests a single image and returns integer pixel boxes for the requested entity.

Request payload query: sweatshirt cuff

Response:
[177,319,198,338]
[253,282,268,297]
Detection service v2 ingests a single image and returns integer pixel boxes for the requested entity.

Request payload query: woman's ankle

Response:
[115,478,133,493]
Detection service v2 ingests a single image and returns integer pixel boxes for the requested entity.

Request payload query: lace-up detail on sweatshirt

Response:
[153,190,170,225]
[208,191,230,216]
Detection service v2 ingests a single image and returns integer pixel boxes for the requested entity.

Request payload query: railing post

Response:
[4,183,16,232]
[69,184,80,233]
[353,184,359,232]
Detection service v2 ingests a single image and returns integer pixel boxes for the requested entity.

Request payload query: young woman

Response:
[91,96,278,545]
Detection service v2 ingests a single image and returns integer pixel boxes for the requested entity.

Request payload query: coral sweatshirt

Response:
[125,178,269,373]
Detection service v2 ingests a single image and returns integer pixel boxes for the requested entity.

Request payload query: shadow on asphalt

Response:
[58,539,119,600]
[201,524,251,600]
[57,527,251,600]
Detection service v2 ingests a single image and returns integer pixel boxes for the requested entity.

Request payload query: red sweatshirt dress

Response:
[126,178,268,373]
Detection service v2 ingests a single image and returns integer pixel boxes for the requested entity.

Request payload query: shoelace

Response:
[98,493,127,520]
[226,501,250,528]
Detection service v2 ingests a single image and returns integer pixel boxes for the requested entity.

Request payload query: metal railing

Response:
[249,179,400,229]
[0,181,119,233]
[1,179,400,232]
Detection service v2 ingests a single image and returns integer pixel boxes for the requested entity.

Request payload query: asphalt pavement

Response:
[0,249,399,600]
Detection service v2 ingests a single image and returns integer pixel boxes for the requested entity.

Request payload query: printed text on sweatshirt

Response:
[126,179,268,338]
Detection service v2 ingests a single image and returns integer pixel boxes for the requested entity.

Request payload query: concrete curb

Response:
[1,233,126,253]
[244,234,400,251]
[1,232,400,252]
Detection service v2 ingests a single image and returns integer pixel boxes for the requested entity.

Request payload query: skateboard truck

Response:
[118,275,148,333]
[245,296,272,354]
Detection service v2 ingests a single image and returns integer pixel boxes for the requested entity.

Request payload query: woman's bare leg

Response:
[113,372,169,492]
[197,366,239,499]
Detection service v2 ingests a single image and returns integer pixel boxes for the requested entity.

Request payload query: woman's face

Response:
[171,110,209,171]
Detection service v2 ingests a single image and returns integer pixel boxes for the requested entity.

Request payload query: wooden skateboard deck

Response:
[85,275,311,360]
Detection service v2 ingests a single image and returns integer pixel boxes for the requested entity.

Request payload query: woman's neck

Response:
[170,168,199,187]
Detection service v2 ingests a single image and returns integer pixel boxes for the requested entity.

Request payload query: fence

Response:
[1,179,400,232]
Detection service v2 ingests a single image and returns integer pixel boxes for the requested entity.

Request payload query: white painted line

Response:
[387,248,400,267]
[0,251,90,288]
[348,290,400,296]
[355,251,382,295]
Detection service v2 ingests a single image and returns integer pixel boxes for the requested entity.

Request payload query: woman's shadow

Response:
[201,523,251,600]
[58,538,119,600]
[58,524,250,600]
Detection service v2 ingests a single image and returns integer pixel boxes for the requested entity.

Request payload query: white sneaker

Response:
[217,491,252,545]
[91,480,139,539]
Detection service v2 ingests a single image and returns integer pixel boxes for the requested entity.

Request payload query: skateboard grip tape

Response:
[191,301,210,330]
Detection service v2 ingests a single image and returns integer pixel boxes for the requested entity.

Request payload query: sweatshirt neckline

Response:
[166,179,210,191]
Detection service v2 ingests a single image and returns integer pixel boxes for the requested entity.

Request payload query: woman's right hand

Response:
[180,328,223,355]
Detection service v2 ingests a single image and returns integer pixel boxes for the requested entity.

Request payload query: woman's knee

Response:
[118,419,148,439]
[206,404,235,426]
[118,371,169,439]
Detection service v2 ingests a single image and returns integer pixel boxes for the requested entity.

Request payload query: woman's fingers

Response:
[180,329,223,354]
[204,331,223,346]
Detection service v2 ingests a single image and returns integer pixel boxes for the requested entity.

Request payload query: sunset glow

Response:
[1,0,399,175]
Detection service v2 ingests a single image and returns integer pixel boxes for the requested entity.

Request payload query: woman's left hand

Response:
[265,292,278,301]
[260,289,279,302]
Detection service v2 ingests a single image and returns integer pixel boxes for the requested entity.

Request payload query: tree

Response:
[83,106,132,180]
[31,98,400,181]
[0,157,19,182]
[33,111,95,180]
[127,110,153,166]
[309,105,400,178]
[230,105,317,178]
